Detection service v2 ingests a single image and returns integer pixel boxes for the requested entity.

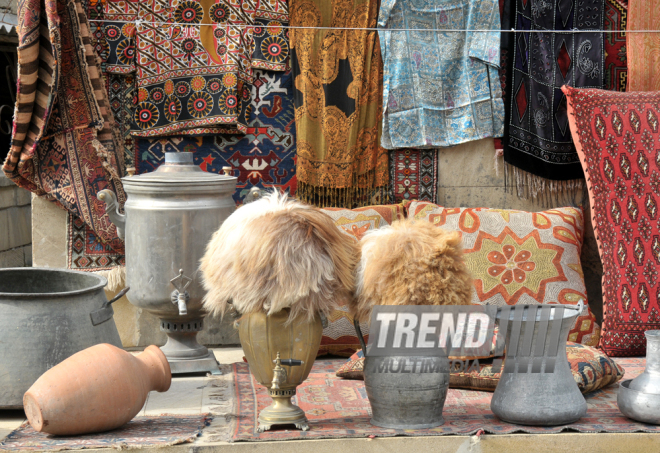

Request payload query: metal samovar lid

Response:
[122,152,236,188]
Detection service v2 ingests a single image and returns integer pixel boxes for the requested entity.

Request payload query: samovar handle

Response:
[97,190,126,239]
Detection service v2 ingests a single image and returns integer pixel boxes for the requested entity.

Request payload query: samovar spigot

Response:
[170,269,192,316]
[257,352,308,432]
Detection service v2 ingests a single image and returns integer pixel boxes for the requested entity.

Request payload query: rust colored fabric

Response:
[627,0,660,91]
[3,0,125,246]
[289,0,389,208]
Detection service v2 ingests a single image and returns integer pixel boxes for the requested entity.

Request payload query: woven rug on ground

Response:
[231,358,652,441]
[0,415,211,451]
[501,0,603,194]
[565,87,660,357]
[389,149,438,203]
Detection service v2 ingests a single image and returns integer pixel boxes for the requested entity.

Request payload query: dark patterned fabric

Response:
[565,86,660,356]
[604,0,628,92]
[494,0,513,152]
[502,0,605,181]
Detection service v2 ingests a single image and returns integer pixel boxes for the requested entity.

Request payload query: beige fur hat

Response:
[351,218,473,322]
[200,190,359,323]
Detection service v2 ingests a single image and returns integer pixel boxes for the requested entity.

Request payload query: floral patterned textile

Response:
[378,0,504,149]
[290,0,389,208]
[502,0,604,183]
[130,0,288,136]
[626,0,660,91]
[317,204,405,356]
[408,201,600,346]
[103,0,137,74]
[565,86,660,357]
[336,343,625,395]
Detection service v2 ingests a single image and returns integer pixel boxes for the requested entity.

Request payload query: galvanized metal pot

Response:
[236,309,323,432]
[491,304,587,426]
[355,322,450,429]
[98,152,237,375]
[617,330,660,424]
[0,268,123,409]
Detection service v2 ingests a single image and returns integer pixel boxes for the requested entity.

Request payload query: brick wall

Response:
[0,174,32,267]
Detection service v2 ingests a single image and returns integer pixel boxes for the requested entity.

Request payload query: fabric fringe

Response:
[297,181,391,209]
[504,163,586,207]
[95,266,126,292]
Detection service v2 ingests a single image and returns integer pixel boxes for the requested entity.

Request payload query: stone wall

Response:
[31,138,603,346]
[0,174,32,267]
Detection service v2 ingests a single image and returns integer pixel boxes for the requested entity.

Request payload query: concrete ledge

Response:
[2,432,656,453]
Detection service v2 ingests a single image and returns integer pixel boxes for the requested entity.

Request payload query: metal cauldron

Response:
[98,152,236,375]
[491,302,587,426]
[355,322,450,429]
[0,268,123,409]
[617,330,660,424]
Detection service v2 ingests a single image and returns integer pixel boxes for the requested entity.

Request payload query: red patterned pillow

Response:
[318,204,405,356]
[565,86,660,356]
[408,201,600,346]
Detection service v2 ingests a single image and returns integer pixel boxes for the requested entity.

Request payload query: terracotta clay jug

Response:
[23,344,171,435]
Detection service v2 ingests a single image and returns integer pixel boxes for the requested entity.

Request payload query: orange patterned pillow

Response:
[318,204,405,356]
[408,201,600,347]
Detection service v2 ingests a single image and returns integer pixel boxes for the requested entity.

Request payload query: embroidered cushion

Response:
[565,86,660,356]
[337,344,625,394]
[317,204,405,356]
[407,201,600,346]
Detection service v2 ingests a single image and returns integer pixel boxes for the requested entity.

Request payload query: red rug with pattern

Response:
[389,149,438,203]
[231,358,654,441]
[0,415,211,451]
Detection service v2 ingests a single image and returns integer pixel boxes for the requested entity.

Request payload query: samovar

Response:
[97,152,236,375]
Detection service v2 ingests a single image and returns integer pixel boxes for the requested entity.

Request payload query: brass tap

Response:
[271,352,287,390]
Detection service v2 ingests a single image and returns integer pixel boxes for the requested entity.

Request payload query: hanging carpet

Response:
[3,0,126,246]
[604,0,628,92]
[290,0,389,208]
[68,69,297,286]
[502,0,605,196]
[389,149,438,203]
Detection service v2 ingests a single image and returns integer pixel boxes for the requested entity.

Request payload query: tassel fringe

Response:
[297,180,391,208]
[95,266,126,292]
[504,163,586,207]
